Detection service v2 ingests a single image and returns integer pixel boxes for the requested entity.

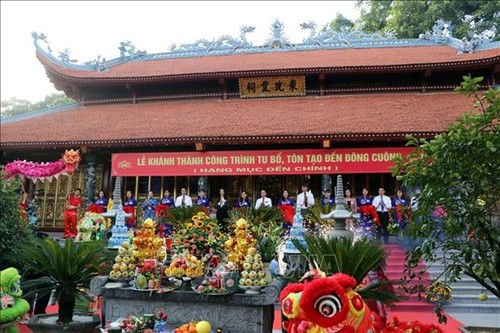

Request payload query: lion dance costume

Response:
[0,268,31,332]
[280,271,443,333]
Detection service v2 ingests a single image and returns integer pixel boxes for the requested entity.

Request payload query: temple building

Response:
[1,20,499,231]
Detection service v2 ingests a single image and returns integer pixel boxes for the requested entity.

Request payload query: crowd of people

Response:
[19,184,424,243]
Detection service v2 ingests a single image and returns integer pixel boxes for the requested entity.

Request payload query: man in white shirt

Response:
[175,187,193,207]
[372,187,392,244]
[296,184,315,209]
[255,189,272,209]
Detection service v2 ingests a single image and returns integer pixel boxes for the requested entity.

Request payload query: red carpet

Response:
[383,244,463,332]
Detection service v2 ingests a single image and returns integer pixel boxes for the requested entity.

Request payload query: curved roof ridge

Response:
[32,19,500,72]
[1,101,80,124]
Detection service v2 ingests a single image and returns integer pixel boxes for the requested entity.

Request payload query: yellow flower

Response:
[477,198,486,206]
[236,218,247,229]
[195,220,204,228]
[215,231,222,238]
[186,223,193,231]
[205,225,214,233]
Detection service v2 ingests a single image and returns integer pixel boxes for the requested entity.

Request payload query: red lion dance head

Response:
[62,149,81,175]
[280,271,443,333]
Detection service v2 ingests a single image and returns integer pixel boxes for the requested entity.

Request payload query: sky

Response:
[1,1,359,103]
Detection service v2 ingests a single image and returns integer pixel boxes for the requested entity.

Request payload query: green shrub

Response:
[0,171,35,273]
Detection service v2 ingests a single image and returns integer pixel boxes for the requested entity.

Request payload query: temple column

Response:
[321,174,332,195]
[85,152,97,207]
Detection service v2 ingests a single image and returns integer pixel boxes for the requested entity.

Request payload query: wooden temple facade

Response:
[1,20,499,231]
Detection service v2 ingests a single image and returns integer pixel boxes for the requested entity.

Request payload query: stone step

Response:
[389,300,434,312]
[451,294,500,305]
[444,303,500,313]
[447,285,497,296]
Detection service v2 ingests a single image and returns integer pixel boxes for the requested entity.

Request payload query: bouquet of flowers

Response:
[425,281,453,306]
[172,212,225,257]
[387,222,403,237]
[76,212,105,242]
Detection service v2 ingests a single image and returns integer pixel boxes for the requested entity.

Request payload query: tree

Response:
[1,93,75,118]
[0,171,35,273]
[355,0,500,40]
[329,13,355,31]
[392,76,500,322]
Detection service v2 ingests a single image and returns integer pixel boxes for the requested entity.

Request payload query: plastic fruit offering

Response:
[110,241,136,279]
[135,274,147,289]
[132,218,165,264]
[239,247,269,287]
[196,321,211,333]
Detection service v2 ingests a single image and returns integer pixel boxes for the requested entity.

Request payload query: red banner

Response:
[111,147,412,177]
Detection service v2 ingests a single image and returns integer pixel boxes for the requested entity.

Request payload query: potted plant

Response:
[18,237,110,332]
[292,235,402,306]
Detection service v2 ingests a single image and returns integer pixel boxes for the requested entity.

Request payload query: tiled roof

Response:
[1,92,474,149]
[37,46,500,82]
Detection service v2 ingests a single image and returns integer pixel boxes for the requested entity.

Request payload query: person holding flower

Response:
[278,190,295,226]
[123,190,138,228]
[141,191,158,220]
[392,189,409,231]
[157,189,174,219]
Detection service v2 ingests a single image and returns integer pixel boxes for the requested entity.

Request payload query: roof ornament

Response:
[31,32,52,53]
[419,19,453,44]
[300,21,317,44]
[84,55,109,72]
[32,19,499,72]
[302,23,397,48]
[459,28,497,54]
[170,25,255,54]
[58,48,77,64]
[118,41,147,60]
[239,25,255,46]
[300,21,317,43]
[263,19,292,49]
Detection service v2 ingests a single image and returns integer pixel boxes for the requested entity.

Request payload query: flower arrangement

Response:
[172,212,225,257]
[224,218,256,270]
[425,281,453,306]
[133,219,165,264]
[387,222,403,237]
[76,212,105,242]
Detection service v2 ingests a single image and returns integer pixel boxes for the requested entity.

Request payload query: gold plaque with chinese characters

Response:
[239,76,306,98]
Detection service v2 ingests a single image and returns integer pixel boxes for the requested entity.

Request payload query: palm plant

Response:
[228,206,283,228]
[292,234,402,305]
[251,221,283,262]
[166,206,204,229]
[18,238,109,324]
[304,204,335,226]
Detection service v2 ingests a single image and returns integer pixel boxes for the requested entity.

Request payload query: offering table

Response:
[101,279,284,333]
